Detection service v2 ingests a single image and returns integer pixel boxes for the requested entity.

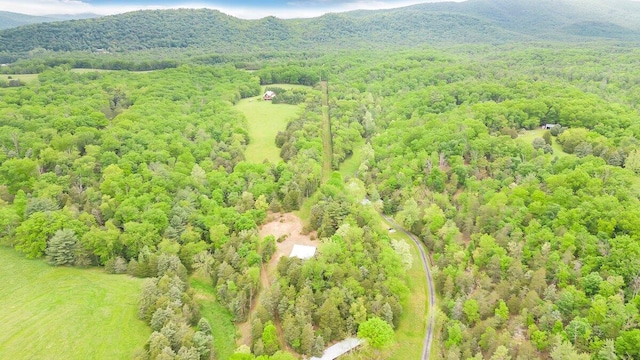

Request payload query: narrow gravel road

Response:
[382,213,436,360]
[325,76,436,358]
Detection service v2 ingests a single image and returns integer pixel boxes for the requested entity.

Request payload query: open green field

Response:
[264,83,310,91]
[70,68,112,73]
[0,247,150,360]
[190,276,237,360]
[70,68,155,74]
[0,74,39,83]
[382,219,428,360]
[342,216,428,360]
[1,69,151,85]
[236,85,306,163]
[338,183,428,360]
[518,129,568,157]
[320,81,333,182]
[338,141,365,179]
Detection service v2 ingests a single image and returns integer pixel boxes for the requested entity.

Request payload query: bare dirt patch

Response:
[260,213,318,275]
[236,213,318,348]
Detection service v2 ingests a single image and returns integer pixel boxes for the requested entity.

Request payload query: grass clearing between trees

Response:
[1,69,151,84]
[70,68,156,74]
[342,216,428,360]
[382,219,429,360]
[264,83,310,91]
[518,129,568,157]
[0,247,150,360]
[0,73,39,83]
[320,81,333,182]
[338,141,365,179]
[236,85,306,163]
[190,276,237,360]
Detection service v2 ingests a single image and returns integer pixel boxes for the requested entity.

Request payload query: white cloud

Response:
[0,0,463,18]
[0,0,166,16]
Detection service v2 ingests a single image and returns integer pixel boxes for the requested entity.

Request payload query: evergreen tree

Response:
[45,229,78,266]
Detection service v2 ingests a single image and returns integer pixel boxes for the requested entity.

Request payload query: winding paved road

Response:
[381,213,436,360]
[323,79,436,359]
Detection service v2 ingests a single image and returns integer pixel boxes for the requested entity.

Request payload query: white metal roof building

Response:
[289,244,317,260]
[310,338,363,360]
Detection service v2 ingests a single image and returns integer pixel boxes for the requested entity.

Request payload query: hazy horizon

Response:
[0,0,466,19]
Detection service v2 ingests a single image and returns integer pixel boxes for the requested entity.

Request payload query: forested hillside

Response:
[0,11,98,30]
[409,0,640,37]
[1,43,640,359]
[323,46,640,359]
[0,8,515,61]
[1,1,640,359]
[1,0,640,64]
[0,62,408,359]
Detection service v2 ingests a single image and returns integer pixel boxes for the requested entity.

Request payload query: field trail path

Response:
[237,213,317,351]
[234,86,302,163]
[320,81,333,181]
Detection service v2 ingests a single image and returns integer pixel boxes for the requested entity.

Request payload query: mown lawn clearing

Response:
[0,247,149,360]
[265,83,311,91]
[70,68,155,74]
[236,86,307,163]
[0,69,152,85]
[381,219,428,360]
[518,128,568,157]
[0,73,39,83]
[338,141,365,179]
[342,212,428,360]
[190,276,237,360]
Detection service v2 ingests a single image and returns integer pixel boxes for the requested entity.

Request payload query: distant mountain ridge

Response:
[0,0,638,60]
[0,11,99,30]
[407,0,640,37]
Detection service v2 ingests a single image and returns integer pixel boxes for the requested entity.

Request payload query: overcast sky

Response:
[0,0,466,19]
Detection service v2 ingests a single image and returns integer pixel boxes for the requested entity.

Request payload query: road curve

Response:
[324,77,436,358]
[382,213,436,360]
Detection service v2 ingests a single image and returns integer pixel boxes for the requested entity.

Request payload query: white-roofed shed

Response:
[310,338,363,360]
[289,244,316,260]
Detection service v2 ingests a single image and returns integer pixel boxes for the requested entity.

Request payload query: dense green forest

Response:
[1,1,640,359]
[2,0,640,65]
[2,44,639,359]
[0,62,403,359]
[325,47,640,359]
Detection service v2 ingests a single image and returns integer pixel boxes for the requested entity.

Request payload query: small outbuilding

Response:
[542,123,558,130]
[289,244,316,260]
[263,91,276,101]
[310,338,363,360]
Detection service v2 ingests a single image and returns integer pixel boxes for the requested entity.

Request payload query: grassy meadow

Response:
[190,276,237,360]
[338,141,365,179]
[0,73,39,83]
[382,219,429,360]
[518,129,568,157]
[236,84,307,163]
[341,216,428,360]
[0,247,150,360]
[0,69,151,85]
[70,68,155,74]
[336,178,428,360]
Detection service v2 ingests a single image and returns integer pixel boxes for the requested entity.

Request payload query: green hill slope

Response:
[0,11,54,30]
[0,11,98,30]
[0,0,638,60]
[0,247,150,359]
[412,0,640,38]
